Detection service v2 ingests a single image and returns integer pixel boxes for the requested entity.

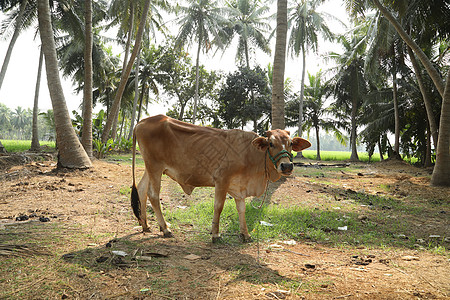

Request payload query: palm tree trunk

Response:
[37,0,91,168]
[193,33,202,124]
[244,41,257,131]
[431,74,450,186]
[392,61,400,157]
[378,139,384,161]
[372,0,445,97]
[298,46,306,138]
[271,0,287,130]
[407,46,439,149]
[122,2,134,72]
[315,124,321,160]
[0,141,6,154]
[128,50,141,140]
[30,47,44,152]
[350,95,359,161]
[296,47,306,158]
[112,0,134,137]
[118,112,124,139]
[0,0,28,91]
[424,121,432,168]
[137,85,146,122]
[81,0,93,158]
[101,0,151,143]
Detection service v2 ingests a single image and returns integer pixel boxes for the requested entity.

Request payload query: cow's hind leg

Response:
[235,198,252,242]
[146,171,172,238]
[136,171,150,232]
[211,184,228,243]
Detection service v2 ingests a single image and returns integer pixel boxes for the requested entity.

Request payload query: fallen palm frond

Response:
[0,244,51,257]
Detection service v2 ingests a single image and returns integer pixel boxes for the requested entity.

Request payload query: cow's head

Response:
[252,130,311,176]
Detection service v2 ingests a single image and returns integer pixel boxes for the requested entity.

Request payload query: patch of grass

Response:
[119,186,131,195]
[1,139,56,152]
[167,192,446,253]
[297,150,381,162]
[148,278,177,294]
[104,154,145,167]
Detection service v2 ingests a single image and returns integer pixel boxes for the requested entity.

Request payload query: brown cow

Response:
[131,115,311,242]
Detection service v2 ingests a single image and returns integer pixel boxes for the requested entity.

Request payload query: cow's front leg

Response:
[235,198,252,242]
[211,184,228,243]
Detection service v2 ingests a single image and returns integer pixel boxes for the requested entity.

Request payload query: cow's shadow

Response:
[61,231,296,295]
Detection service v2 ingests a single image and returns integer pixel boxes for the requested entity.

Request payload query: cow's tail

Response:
[131,128,141,220]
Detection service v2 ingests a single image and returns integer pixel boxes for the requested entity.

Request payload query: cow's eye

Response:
[269,142,274,147]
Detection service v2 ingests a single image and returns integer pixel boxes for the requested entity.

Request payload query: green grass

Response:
[105,154,146,167]
[166,194,446,252]
[298,150,381,162]
[1,139,56,152]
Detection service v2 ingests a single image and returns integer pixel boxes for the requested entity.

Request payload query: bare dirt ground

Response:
[0,154,449,299]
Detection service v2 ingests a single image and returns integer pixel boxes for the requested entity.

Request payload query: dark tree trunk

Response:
[30,47,44,152]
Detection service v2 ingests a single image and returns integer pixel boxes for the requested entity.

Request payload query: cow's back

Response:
[135,115,258,189]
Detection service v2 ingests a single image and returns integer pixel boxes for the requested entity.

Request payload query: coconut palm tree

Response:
[287,0,333,138]
[223,0,271,130]
[328,27,368,162]
[53,0,109,156]
[271,0,288,129]
[174,0,227,124]
[101,0,152,143]
[363,12,406,158]
[303,70,342,160]
[37,0,91,168]
[11,106,27,138]
[345,0,450,185]
[406,47,439,150]
[223,0,271,68]
[102,0,167,143]
[107,0,137,140]
[370,0,445,97]
[124,0,168,138]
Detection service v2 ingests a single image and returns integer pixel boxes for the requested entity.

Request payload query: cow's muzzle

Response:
[280,162,293,175]
[268,149,293,168]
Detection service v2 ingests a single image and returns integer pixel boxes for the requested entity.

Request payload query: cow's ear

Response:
[292,137,311,151]
[252,137,269,152]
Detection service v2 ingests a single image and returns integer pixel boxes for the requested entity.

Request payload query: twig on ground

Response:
[283,248,311,257]
[216,277,221,300]
[333,294,352,299]
[334,294,352,299]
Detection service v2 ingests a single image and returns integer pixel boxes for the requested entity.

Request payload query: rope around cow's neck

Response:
[251,149,271,210]
[250,149,272,266]
[251,147,293,264]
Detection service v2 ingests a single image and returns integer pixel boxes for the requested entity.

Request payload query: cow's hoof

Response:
[239,234,253,243]
[142,227,151,233]
[163,231,173,238]
[212,236,223,244]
